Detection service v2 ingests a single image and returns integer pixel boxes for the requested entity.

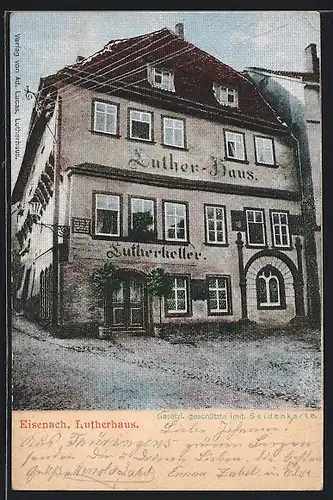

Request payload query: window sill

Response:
[165,311,192,318]
[271,244,293,251]
[257,305,287,311]
[161,144,189,151]
[245,244,268,250]
[204,242,230,248]
[91,234,122,241]
[224,157,249,165]
[163,239,190,246]
[207,311,233,316]
[255,161,279,168]
[126,137,156,145]
[90,130,121,138]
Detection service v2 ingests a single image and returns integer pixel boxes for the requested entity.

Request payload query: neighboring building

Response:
[244,44,321,327]
[12,25,313,334]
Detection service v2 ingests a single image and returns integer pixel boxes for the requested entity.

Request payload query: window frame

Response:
[127,107,154,143]
[206,275,233,316]
[244,208,267,248]
[213,84,239,108]
[165,274,192,318]
[148,66,175,92]
[91,99,120,137]
[128,195,157,241]
[204,204,228,246]
[92,191,122,240]
[224,130,248,163]
[162,200,189,243]
[256,266,286,310]
[161,115,187,150]
[254,135,277,167]
[270,209,292,249]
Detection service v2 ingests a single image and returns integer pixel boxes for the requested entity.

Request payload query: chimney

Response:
[175,23,184,39]
[76,55,85,64]
[305,43,319,74]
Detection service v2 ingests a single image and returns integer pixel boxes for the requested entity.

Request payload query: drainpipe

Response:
[291,128,321,327]
[52,95,63,326]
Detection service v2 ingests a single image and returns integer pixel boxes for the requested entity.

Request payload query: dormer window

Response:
[213,84,238,107]
[147,65,175,92]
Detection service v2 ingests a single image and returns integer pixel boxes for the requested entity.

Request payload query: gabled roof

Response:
[46,27,284,128]
[12,27,287,204]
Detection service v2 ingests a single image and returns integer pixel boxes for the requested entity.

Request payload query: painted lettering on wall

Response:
[107,242,206,261]
[128,149,257,181]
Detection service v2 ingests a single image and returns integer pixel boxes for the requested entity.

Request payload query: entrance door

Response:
[106,278,145,328]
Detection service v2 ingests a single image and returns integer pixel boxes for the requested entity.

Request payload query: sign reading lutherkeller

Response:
[107,242,206,261]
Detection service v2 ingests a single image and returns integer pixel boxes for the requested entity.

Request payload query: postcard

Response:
[8,10,323,491]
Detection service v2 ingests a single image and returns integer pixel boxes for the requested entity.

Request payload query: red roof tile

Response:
[48,27,283,127]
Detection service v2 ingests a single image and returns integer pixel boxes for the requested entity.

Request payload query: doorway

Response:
[105,271,147,330]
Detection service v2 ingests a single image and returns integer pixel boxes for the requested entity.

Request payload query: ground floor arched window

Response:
[256,265,286,310]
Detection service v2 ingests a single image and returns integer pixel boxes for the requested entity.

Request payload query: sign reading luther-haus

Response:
[107,241,206,261]
[128,149,258,182]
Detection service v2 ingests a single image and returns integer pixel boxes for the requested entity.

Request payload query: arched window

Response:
[256,265,286,310]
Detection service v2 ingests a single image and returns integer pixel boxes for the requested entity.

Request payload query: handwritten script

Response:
[12,411,322,490]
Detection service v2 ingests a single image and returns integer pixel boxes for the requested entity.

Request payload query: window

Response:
[256,266,286,309]
[162,117,185,148]
[213,84,238,107]
[129,109,153,141]
[207,276,232,315]
[205,205,227,245]
[166,276,189,315]
[254,136,275,165]
[94,193,121,237]
[164,202,188,242]
[225,131,246,161]
[93,101,118,135]
[245,209,266,246]
[130,197,156,241]
[148,66,175,92]
[271,211,290,248]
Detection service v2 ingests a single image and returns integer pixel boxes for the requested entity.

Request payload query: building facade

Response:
[244,44,321,326]
[12,26,312,334]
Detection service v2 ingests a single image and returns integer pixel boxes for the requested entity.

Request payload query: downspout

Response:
[290,128,321,327]
[52,95,62,326]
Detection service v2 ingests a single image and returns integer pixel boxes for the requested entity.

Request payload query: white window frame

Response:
[207,277,230,314]
[93,101,118,135]
[245,209,266,247]
[162,117,185,148]
[148,65,175,92]
[271,211,290,248]
[129,109,153,141]
[166,277,188,314]
[205,205,227,245]
[258,271,281,307]
[254,136,275,165]
[95,193,121,237]
[225,131,246,161]
[164,202,188,242]
[213,84,238,107]
[130,197,155,231]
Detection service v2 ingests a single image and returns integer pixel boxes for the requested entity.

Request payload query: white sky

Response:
[9,10,321,191]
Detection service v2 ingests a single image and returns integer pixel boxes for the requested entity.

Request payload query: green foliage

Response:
[147,268,173,299]
[91,262,121,300]
[131,212,156,242]
[132,211,154,233]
